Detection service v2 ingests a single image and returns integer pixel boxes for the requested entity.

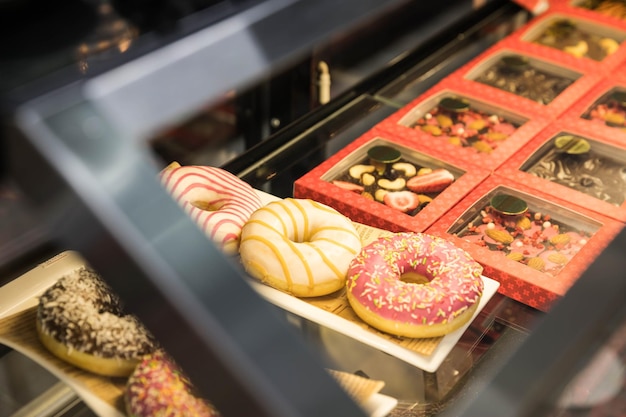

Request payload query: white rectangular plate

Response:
[250,276,499,373]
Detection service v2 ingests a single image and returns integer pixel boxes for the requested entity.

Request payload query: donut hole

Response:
[191,200,223,211]
[400,271,431,285]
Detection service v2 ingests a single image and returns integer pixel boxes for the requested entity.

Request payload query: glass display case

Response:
[1,1,625,416]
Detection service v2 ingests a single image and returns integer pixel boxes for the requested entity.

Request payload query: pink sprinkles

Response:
[126,350,220,417]
[346,232,484,326]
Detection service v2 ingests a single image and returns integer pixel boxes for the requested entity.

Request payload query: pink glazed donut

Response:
[160,163,262,255]
[346,232,484,338]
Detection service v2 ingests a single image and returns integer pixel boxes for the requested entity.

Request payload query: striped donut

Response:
[239,198,362,297]
[160,163,262,255]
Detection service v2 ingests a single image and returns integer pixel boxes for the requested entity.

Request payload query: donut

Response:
[239,198,362,297]
[346,232,484,338]
[36,267,157,377]
[159,162,262,255]
[126,350,220,417]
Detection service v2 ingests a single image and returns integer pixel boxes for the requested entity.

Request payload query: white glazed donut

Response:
[160,163,262,255]
[239,198,362,297]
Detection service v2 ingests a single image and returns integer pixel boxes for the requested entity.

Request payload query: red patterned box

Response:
[426,175,623,312]
[293,128,490,233]
[447,38,603,119]
[496,121,626,222]
[561,77,626,143]
[549,1,626,31]
[506,10,626,75]
[376,81,550,171]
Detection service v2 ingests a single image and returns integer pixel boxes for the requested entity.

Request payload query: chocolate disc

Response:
[554,134,590,154]
[367,146,401,164]
[501,55,529,71]
[490,194,528,216]
[611,90,626,106]
[439,97,470,113]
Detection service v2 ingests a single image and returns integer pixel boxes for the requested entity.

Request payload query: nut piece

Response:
[516,217,531,230]
[599,38,619,55]
[547,253,569,265]
[374,189,388,202]
[392,162,417,177]
[378,178,406,190]
[485,229,514,244]
[349,164,376,179]
[549,234,571,246]
[506,252,524,262]
[527,257,545,271]
[564,40,588,58]
[361,173,376,186]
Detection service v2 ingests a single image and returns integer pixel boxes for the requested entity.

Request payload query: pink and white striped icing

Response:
[347,232,484,327]
[160,165,262,254]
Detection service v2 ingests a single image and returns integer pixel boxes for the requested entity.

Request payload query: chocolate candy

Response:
[473,54,576,104]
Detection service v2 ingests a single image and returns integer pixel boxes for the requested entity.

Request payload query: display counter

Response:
[1,1,625,416]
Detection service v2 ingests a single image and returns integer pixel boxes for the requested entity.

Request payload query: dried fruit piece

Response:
[468,119,487,130]
[436,114,453,127]
[472,141,494,153]
[549,234,571,246]
[448,137,463,146]
[421,125,443,136]
[527,257,545,271]
[406,169,454,193]
[485,229,514,244]
[383,191,420,213]
[417,194,433,204]
[332,181,364,193]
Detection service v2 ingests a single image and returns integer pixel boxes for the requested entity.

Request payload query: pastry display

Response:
[581,88,626,131]
[346,232,484,339]
[239,198,362,297]
[472,54,577,104]
[330,144,457,215]
[529,18,621,61]
[522,133,626,206]
[453,193,597,277]
[125,350,221,417]
[409,97,521,154]
[577,0,626,21]
[36,267,157,377]
[159,162,263,255]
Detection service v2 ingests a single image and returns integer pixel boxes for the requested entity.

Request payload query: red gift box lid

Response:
[376,81,550,171]
[294,128,489,233]
[497,120,626,222]
[426,174,623,312]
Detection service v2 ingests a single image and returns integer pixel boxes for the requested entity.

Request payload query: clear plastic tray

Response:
[397,91,528,154]
[520,132,626,206]
[448,186,602,277]
[465,50,581,104]
[521,14,626,61]
[321,137,465,217]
